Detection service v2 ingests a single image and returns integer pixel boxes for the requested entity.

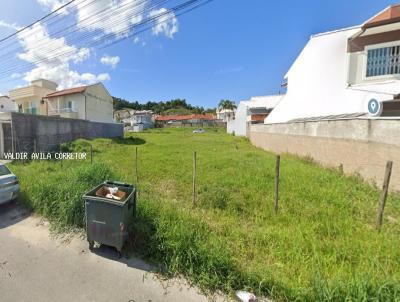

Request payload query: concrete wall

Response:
[250,118,400,191]
[6,112,123,153]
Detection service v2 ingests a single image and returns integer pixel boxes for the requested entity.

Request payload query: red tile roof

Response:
[155,114,216,122]
[45,85,87,98]
[364,4,400,28]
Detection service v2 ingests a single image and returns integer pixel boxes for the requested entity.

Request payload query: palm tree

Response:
[218,99,237,111]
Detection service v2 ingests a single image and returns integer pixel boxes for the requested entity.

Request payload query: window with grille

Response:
[366,46,400,77]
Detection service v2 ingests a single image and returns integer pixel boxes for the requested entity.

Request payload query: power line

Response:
[0,0,77,44]
[0,0,170,73]
[0,0,158,65]
[0,0,215,81]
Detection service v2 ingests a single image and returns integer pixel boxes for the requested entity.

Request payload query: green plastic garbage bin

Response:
[83,181,136,256]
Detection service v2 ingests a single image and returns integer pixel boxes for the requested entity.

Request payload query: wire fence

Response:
[4,135,396,231]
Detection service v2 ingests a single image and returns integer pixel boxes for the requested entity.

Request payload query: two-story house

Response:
[266,4,400,123]
[122,110,154,132]
[9,79,57,115]
[44,83,114,123]
[9,79,114,123]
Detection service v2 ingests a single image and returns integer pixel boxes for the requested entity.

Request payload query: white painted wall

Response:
[227,95,283,136]
[266,27,395,124]
[0,96,16,112]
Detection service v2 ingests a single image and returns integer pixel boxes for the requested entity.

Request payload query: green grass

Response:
[9,127,400,301]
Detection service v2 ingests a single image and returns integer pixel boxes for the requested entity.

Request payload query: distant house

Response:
[0,96,16,112]
[114,108,134,122]
[123,110,154,132]
[216,108,236,122]
[227,95,283,136]
[155,114,216,127]
[266,4,400,124]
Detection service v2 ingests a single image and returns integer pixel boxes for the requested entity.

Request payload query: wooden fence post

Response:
[274,155,280,213]
[376,160,393,230]
[135,147,139,186]
[193,151,197,205]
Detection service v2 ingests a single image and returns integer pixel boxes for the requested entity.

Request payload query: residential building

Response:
[44,83,114,123]
[123,110,154,132]
[0,96,17,112]
[266,4,400,124]
[9,79,57,115]
[216,108,236,122]
[155,114,216,127]
[114,109,134,122]
[227,95,283,136]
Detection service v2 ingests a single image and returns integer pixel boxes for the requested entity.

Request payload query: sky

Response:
[0,0,395,108]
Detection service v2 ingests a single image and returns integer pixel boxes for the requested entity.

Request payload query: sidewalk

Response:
[0,202,223,302]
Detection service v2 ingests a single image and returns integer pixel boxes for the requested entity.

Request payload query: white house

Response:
[123,110,154,132]
[227,95,283,136]
[0,96,16,112]
[266,4,400,124]
[216,108,236,122]
[44,82,114,123]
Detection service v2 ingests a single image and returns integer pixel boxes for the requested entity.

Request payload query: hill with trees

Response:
[113,97,216,115]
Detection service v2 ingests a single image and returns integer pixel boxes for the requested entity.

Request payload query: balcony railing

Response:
[24,107,38,115]
[48,107,77,115]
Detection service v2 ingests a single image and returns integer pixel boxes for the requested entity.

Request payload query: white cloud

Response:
[0,20,21,31]
[149,8,178,39]
[133,36,146,46]
[76,0,147,36]
[37,0,71,14]
[17,23,109,89]
[100,55,120,69]
[37,0,180,39]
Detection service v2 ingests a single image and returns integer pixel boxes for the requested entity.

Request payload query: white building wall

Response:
[227,101,249,136]
[48,94,86,119]
[0,97,16,112]
[266,27,393,124]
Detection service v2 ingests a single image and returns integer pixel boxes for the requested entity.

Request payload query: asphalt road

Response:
[0,201,223,302]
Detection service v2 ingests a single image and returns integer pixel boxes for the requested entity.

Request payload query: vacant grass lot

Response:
[10,127,400,301]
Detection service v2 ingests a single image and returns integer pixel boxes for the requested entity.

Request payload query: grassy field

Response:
[9,127,400,301]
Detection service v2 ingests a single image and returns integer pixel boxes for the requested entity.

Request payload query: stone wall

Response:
[250,118,400,191]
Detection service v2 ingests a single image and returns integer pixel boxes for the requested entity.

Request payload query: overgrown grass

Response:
[9,127,400,301]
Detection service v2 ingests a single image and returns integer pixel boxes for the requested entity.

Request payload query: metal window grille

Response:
[367,46,400,77]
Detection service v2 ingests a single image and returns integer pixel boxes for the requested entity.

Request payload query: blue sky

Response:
[0,0,395,108]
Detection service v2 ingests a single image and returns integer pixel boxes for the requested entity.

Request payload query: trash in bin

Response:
[83,181,136,257]
[95,186,126,201]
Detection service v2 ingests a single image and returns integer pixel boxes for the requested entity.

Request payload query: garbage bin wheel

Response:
[88,241,94,250]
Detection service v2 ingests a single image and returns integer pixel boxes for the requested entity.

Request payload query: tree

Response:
[218,99,237,111]
[112,96,214,115]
